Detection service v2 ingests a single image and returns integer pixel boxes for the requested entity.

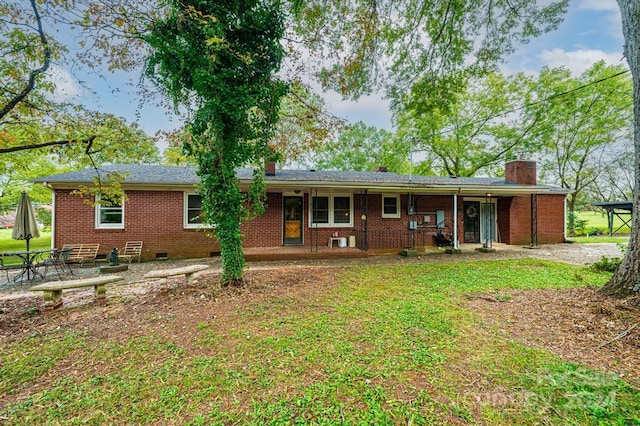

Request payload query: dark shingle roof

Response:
[33,164,200,185]
[33,164,569,193]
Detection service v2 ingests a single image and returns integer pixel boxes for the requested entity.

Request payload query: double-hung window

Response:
[95,194,124,229]
[310,194,353,227]
[184,193,205,228]
[382,194,401,218]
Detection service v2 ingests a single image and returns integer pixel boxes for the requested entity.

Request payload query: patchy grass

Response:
[1,259,638,424]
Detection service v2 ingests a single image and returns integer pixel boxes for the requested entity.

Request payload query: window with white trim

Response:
[95,194,124,229]
[184,193,206,228]
[310,194,353,227]
[382,194,401,218]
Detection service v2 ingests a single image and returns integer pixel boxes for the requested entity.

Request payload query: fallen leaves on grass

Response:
[468,287,640,384]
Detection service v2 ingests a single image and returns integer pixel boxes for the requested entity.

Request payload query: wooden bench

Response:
[65,244,100,266]
[29,275,124,310]
[143,264,210,292]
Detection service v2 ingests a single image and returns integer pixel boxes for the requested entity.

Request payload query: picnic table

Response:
[0,248,50,283]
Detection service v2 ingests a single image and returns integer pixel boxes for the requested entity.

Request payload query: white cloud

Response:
[538,48,625,75]
[578,0,618,11]
[45,66,82,102]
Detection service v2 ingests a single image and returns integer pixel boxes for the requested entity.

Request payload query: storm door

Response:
[463,201,481,243]
[480,202,496,247]
[283,196,303,245]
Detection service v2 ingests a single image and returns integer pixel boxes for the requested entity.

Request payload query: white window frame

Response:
[184,192,212,229]
[308,193,353,228]
[95,194,124,229]
[381,194,401,219]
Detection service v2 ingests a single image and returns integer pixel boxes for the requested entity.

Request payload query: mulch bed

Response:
[468,287,640,385]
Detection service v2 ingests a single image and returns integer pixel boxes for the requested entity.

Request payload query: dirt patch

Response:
[468,287,640,385]
[0,266,341,344]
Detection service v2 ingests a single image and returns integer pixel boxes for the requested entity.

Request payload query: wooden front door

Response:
[283,196,303,245]
[463,201,480,243]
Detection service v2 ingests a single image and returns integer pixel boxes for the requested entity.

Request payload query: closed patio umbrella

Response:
[12,191,40,252]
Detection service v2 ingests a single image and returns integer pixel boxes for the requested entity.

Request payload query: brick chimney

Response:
[372,166,388,172]
[265,161,276,176]
[505,160,536,185]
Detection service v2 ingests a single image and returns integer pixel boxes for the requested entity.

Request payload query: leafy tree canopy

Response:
[523,62,632,213]
[305,121,407,173]
[0,0,160,210]
[290,0,567,113]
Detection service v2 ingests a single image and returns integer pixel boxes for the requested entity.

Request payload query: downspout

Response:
[453,191,459,249]
[564,194,568,242]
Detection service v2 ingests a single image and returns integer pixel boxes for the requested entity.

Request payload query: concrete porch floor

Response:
[243,245,367,262]
[241,243,514,262]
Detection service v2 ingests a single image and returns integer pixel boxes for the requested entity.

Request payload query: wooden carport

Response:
[592,200,633,236]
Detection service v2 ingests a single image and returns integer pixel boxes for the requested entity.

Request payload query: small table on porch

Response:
[328,237,347,248]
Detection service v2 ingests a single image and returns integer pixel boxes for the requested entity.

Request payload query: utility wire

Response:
[493,69,630,120]
[414,69,631,140]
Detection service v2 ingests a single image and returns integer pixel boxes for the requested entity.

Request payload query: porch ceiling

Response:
[258,182,567,197]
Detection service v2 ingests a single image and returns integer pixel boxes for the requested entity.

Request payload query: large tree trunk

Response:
[601,0,640,296]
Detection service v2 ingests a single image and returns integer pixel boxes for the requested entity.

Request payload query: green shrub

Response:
[567,212,588,236]
[590,256,622,273]
[586,227,602,237]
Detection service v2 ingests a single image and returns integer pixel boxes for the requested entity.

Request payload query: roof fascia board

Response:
[42,183,198,192]
[43,180,566,196]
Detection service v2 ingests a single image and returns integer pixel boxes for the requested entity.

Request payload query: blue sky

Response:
[51,0,625,141]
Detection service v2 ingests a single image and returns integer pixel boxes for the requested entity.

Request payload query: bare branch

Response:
[0,0,52,121]
[0,136,96,154]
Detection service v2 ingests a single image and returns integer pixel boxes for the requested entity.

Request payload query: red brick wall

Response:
[241,193,283,247]
[501,196,532,244]
[537,194,566,243]
[53,189,565,258]
[54,189,221,260]
[497,194,566,245]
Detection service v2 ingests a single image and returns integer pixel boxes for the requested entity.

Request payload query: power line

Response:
[495,69,630,119]
[413,68,631,141]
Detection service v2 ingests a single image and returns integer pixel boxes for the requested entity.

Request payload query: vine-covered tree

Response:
[601,1,640,296]
[145,0,287,285]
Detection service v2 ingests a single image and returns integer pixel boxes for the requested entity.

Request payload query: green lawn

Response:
[1,259,638,424]
[576,211,631,235]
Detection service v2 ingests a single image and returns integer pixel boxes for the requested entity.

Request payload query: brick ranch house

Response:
[33,160,570,261]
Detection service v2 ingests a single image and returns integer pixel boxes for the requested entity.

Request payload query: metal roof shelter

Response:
[592,200,633,236]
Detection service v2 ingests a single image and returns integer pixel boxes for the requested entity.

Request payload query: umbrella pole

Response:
[26,237,30,280]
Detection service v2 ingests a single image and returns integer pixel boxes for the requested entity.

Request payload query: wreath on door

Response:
[466,205,478,218]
